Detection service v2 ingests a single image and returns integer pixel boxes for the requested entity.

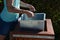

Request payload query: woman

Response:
[0,0,36,40]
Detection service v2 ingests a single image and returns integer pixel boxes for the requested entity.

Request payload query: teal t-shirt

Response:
[0,0,20,22]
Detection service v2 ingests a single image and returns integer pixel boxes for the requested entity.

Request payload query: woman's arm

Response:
[6,0,23,13]
[20,1,36,12]
[6,0,34,17]
[20,1,30,8]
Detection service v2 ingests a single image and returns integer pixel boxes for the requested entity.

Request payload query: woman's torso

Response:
[0,0,20,22]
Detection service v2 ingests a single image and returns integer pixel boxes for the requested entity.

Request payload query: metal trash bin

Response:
[18,13,46,32]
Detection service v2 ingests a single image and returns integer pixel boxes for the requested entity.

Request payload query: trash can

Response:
[18,13,46,32]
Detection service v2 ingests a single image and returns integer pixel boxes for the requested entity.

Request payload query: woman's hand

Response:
[18,10,34,22]
[28,5,36,12]
[22,10,34,17]
[20,1,36,12]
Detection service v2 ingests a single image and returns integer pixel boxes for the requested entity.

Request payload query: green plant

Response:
[25,0,60,33]
[0,0,60,39]
[24,0,60,40]
[0,0,2,3]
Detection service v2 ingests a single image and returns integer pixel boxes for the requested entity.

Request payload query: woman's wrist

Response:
[20,9,27,14]
[20,9,25,13]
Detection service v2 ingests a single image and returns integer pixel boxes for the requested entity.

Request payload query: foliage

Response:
[0,0,60,39]
[25,0,60,39]
[0,0,3,12]
[0,0,2,3]
[25,0,60,34]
